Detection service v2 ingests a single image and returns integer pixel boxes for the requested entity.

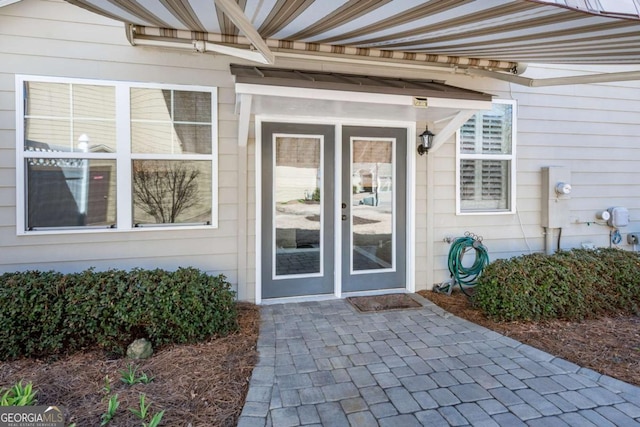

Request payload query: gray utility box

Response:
[541,166,571,228]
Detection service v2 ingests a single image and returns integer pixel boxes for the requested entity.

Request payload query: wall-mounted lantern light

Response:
[417,126,435,156]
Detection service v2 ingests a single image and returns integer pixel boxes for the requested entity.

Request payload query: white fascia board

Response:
[235,83,412,106]
[235,83,492,111]
[427,97,492,111]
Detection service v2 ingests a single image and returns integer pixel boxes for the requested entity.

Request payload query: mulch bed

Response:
[0,302,261,427]
[348,293,422,312]
[418,290,640,387]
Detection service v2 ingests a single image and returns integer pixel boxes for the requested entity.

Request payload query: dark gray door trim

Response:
[261,122,335,299]
[341,126,407,293]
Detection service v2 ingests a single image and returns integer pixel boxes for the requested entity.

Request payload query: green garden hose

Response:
[436,232,490,296]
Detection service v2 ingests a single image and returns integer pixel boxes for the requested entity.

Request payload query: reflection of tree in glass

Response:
[133,161,200,223]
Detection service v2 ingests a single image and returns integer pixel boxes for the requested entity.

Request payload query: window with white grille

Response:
[16,75,218,234]
[457,100,516,214]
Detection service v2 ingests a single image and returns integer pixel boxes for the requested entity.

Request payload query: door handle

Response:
[342,202,347,209]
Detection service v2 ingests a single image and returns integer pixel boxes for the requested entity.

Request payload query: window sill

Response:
[17,224,218,236]
[456,209,515,216]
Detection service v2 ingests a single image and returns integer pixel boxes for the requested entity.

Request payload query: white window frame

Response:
[456,99,517,215]
[15,75,218,235]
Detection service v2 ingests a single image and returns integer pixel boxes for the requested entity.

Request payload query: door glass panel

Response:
[274,135,322,277]
[351,138,394,272]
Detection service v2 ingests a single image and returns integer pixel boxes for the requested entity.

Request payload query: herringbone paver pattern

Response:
[238,295,640,426]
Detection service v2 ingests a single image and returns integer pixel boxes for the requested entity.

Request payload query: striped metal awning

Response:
[64,0,640,70]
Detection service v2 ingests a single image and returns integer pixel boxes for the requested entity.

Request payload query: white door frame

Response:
[255,115,416,304]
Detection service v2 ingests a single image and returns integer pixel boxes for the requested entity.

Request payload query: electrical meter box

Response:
[541,166,571,228]
[607,207,629,228]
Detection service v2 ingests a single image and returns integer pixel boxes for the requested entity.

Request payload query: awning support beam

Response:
[430,109,477,153]
[213,0,274,64]
[467,67,640,86]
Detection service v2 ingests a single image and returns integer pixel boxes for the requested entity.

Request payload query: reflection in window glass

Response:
[26,158,116,229]
[24,82,117,152]
[352,139,394,271]
[274,136,322,276]
[130,88,212,154]
[132,160,212,225]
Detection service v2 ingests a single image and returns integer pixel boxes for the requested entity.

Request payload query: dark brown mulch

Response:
[418,290,640,387]
[0,302,261,427]
[348,293,422,312]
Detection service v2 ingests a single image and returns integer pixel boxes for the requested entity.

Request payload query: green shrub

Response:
[0,267,237,360]
[473,248,640,321]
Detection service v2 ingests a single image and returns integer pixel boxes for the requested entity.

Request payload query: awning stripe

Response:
[257,0,314,38]
[65,0,172,28]
[314,1,538,45]
[159,0,206,32]
[285,0,393,41]
[399,20,639,52]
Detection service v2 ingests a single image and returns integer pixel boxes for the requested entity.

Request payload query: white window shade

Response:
[457,100,516,214]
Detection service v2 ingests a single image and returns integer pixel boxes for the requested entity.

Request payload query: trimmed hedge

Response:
[473,248,640,322]
[0,268,237,360]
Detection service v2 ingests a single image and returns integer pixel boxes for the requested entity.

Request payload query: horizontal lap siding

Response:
[426,66,640,288]
[0,0,247,290]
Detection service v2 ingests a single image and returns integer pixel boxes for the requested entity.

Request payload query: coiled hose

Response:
[436,232,490,296]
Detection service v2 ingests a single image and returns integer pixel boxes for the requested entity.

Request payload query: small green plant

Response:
[120,364,154,385]
[145,410,165,427]
[100,394,119,426]
[137,371,154,385]
[130,394,165,427]
[0,381,38,406]
[129,393,151,420]
[102,375,112,394]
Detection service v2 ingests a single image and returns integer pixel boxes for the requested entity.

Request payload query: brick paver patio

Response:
[238,295,640,426]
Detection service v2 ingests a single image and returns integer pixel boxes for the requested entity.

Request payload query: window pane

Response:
[131,122,174,154]
[274,136,322,276]
[174,124,212,154]
[131,123,211,154]
[460,159,510,211]
[130,88,172,121]
[460,103,513,154]
[25,119,71,151]
[132,160,212,225]
[73,85,115,119]
[352,139,393,271]
[24,82,70,117]
[174,91,211,122]
[26,158,116,228]
[72,121,117,152]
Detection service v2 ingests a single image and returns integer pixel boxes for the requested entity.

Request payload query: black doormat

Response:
[347,293,422,312]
